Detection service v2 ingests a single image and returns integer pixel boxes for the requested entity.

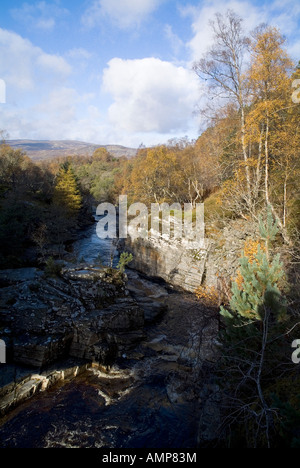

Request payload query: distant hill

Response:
[7,140,138,161]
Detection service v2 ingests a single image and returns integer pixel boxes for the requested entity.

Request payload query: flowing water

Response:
[0,217,217,448]
[72,214,120,267]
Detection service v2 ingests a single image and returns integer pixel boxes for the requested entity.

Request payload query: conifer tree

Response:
[218,210,291,447]
[53,163,82,217]
[220,208,286,321]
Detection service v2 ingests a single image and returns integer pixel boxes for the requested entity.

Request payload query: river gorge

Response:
[0,216,221,448]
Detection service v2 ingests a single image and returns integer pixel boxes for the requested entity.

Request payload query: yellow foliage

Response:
[53,165,82,216]
[195,285,219,307]
[234,238,265,290]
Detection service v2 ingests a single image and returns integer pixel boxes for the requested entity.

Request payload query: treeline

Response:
[1,15,299,264]
[108,13,300,448]
[115,136,219,208]
[184,12,300,448]
[116,18,300,244]
[0,143,123,267]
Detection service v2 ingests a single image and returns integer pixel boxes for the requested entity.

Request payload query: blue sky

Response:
[0,0,299,147]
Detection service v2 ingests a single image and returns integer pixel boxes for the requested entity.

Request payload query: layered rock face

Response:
[0,266,144,368]
[125,237,209,293]
[125,219,260,294]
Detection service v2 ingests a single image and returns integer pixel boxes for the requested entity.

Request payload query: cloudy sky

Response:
[0,0,299,147]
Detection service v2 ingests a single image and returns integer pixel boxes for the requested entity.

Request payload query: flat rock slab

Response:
[0,265,145,368]
[0,268,43,284]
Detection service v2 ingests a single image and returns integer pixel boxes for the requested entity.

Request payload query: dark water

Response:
[72,214,120,267]
[0,220,208,448]
[0,359,200,448]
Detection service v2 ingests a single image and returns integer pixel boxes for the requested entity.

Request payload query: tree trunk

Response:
[241,105,252,210]
[283,170,288,228]
[264,115,270,206]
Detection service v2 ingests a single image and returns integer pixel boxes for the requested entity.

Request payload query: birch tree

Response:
[193,10,252,209]
[247,26,294,244]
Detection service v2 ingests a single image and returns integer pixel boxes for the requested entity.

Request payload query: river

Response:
[0,217,219,448]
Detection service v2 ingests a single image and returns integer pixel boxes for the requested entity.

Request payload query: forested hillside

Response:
[0,10,299,448]
[117,16,300,243]
[0,143,123,267]
[115,13,300,447]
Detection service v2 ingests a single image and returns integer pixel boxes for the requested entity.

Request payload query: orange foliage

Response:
[195,285,219,307]
[234,238,265,290]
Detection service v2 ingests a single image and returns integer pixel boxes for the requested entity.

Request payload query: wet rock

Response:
[126,271,168,323]
[0,268,42,286]
[197,384,222,446]
[138,299,167,323]
[0,361,90,416]
[69,296,144,362]
[0,286,221,447]
[13,334,73,368]
[0,265,145,368]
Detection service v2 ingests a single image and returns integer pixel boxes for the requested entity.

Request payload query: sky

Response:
[0,0,299,148]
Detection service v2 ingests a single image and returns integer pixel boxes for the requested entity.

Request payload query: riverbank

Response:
[0,217,221,448]
[0,287,220,448]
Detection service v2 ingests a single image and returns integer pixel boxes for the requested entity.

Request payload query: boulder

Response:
[126,270,169,322]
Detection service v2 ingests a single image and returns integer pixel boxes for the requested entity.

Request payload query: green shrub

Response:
[116,252,133,273]
[44,256,63,277]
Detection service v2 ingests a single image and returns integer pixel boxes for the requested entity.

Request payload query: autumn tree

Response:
[74,150,120,203]
[0,143,54,266]
[125,145,183,205]
[92,147,114,163]
[193,10,252,209]
[53,162,82,217]
[0,144,30,192]
[273,61,300,233]
[246,26,295,243]
[218,210,294,447]
[170,135,220,207]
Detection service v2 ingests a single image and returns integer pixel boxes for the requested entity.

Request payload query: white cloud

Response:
[0,28,119,144]
[1,85,106,143]
[102,57,200,134]
[164,24,185,56]
[0,22,202,146]
[10,1,69,31]
[0,28,71,95]
[182,0,300,63]
[81,0,163,29]
[37,53,72,76]
[35,87,77,121]
[67,48,93,61]
[0,28,83,140]
[0,28,72,100]
[182,0,264,63]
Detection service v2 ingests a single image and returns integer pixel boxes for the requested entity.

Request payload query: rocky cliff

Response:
[125,219,260,295]
[0,265,144,369]
[0,263,172,417]
[125,237,209,293]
